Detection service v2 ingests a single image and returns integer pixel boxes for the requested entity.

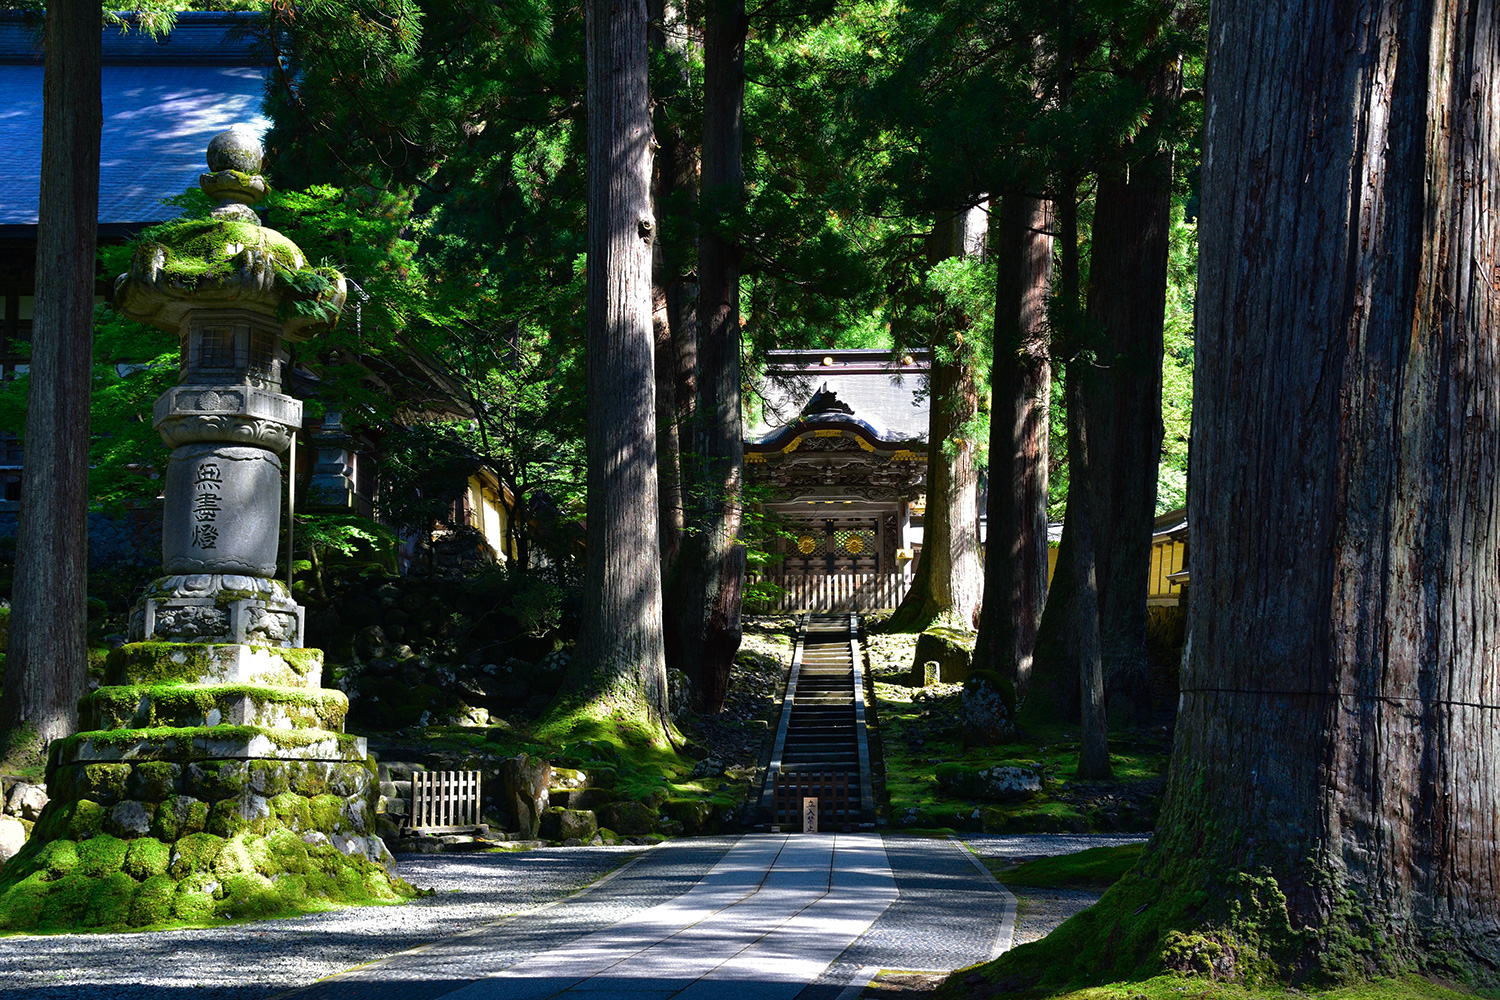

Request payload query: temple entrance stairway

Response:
[759,614,877,831]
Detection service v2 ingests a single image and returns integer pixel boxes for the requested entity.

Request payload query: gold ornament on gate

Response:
[797,535,817,554]
[844,534,865,555]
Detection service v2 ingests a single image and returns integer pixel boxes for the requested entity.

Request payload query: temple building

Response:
[745,350,931,596]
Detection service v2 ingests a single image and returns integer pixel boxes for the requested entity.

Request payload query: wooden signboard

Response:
[803,796,819,833]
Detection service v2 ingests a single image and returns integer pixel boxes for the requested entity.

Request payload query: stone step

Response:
[106,641,324,689]
[52,726,367,767]
[81,683,348,733]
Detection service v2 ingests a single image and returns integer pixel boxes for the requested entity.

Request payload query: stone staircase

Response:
[760,613,876,831]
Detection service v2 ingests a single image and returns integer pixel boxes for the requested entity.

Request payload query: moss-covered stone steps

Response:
[0,827,409,932]
[51,726,366,768]
[105,642,323,689]
[81,683,348,733]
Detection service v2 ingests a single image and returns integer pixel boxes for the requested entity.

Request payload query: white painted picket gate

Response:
[748,573,911,613]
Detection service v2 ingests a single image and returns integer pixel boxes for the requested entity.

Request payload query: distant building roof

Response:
[747,349,931,445]
[0,12,272,232]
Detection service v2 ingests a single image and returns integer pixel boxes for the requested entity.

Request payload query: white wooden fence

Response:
[748,573,912,613]
[411,770,482,833]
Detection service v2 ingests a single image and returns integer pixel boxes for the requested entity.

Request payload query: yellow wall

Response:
[466,475,516,562]
[1042,536,1185,606]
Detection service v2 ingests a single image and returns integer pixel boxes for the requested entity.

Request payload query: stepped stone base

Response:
[0,640,412,932]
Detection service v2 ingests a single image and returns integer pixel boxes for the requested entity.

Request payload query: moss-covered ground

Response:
[984,844,1146,890]
[872,675,1169,831]
[921,974,1493,1000]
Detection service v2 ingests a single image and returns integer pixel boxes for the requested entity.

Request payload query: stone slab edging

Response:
[759,613,809,822]
[850,613,876,825]
[949,833,1018,960]
[266,841,670,999]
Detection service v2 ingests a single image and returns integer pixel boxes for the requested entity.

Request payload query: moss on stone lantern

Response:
[0,128,413,932]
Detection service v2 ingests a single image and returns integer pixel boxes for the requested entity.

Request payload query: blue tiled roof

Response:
[0,12,271,229]
[748,350,932,444]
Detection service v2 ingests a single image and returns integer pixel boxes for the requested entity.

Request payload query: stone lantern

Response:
[0,130,409,932]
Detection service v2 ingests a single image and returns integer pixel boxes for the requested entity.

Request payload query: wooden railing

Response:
[411,770,482,833]
[748,572,911,613]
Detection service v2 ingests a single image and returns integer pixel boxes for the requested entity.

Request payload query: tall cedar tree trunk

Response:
[1024,56,1181,729]
[972,196,1051,695]
[2,0,101,758]
[1075,56,1181,726]
[1147,0,1500,973]
[886,207,984,633]
[674,0,746,712]
[649,0,697,576]
[570,0,669,723]
[1057,183,1110,780]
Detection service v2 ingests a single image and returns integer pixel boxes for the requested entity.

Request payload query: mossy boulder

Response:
[540,807,598,842]
[935,762,1042,802]
[909,627,976,685]
[663,799,713,836]
[959,670,1017,744]
[601,801,656,836]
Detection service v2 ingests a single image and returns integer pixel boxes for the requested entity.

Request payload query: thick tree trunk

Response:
[886,207,985,633]
[973,196,1051,696]
[649,0,696,578]
[1,0,101,760]
[1057,185,1110,780]
[1147,0,1500,975]
[676,0,746,713]
[570,0,668,723]
[1079,57,1179,727]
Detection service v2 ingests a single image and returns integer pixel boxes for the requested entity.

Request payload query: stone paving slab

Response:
[444,834,897,1000]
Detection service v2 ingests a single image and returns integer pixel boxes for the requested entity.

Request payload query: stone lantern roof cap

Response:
[113,128,346,339]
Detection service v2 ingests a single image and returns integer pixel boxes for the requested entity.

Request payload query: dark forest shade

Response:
[1157,0,1500,973]
[3,0,102,750]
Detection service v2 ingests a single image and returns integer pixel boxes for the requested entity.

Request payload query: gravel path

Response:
[0,845,657,1000]
[0,833,1138,999]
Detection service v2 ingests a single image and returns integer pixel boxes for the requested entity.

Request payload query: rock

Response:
[935,763,1042,802]
[667,669,693,721]
[910,627,976,685]
[501,754,551,839]
[446,705,491,727]
[107,800,155,837]
[6,781,48,821]
[541,807,598,841]
[549,767,589,791]
[569,788,616,812]
[663,798,713,835]
[601,800,656,836]
[959,670,1017,744]
[0,815,25,866]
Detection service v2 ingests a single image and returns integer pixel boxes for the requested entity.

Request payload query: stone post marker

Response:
[0,129,411,932]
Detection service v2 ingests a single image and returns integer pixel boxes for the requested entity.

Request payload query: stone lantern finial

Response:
[199,127,269,217]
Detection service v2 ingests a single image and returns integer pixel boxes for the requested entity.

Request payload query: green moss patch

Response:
[82,683,348,732]
[933,973,1491,1000]
[0,829,414,933]
[987,843,1145,890]
[135,218,305,283]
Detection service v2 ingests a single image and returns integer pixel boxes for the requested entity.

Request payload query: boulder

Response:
[935,763,1042,802]
[0,815,24,867]
[909,627,976,685]
[501,754,551,839]
[662,798,713,836]
[601,800,656,836]
[541,807,598,841]
[6,781,48,821]
[959,670,1017,744]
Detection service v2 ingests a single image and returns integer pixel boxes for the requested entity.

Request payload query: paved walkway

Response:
[445,834,896,1000]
